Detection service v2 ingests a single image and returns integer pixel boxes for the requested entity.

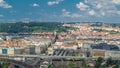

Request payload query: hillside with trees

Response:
[0,22,75,33]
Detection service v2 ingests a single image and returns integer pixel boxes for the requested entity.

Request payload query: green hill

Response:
[0,22,74,33]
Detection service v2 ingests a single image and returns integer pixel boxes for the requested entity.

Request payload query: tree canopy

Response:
[0,22,74,33]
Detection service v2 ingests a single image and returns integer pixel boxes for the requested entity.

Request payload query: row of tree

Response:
[0,22,74,33]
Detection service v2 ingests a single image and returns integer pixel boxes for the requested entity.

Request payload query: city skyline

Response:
[0,0,120,23]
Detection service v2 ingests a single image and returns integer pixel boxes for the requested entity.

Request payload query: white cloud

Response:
[61,0,120,19]
[76,2,89,11]
[96,4,102,9]
[47,0,63,6]
[0,0,12,8]
[62,9,66,12]
[117,11,120,15]
[75,0,120,17]
[0,14,3,17]
[62,9,82,18]
[71,13,82,18]
[112,0,120,4]
[101,12,105,16]
[62,9,71,17]
[31,3,39,7]
[88,10,96,15]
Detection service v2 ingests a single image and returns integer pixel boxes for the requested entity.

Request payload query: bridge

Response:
[0,58,34,68]
[0,54,120,60]
[0,54,120,68]
[0,54,88,59]
[0,54,90,68]
[0,55,42,68]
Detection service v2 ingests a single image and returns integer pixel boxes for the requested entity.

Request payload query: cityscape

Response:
[0,22,119,68]
[0,0,120,68]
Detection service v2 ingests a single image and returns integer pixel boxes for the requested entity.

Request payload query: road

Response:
[0,54,120,60]
[0,58,35,68]
[0,54,120,68]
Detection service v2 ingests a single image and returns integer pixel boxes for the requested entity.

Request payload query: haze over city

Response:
[0,0,120,23]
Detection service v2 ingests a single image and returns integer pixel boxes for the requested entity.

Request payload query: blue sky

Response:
[0,0,120,23]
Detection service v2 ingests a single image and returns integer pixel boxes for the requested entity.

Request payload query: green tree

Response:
[69,62,75,68]
[2,62,8,68]
[113,64,119,68]
[48,65,52,68]
[0,22,76,33]
[81,60,87,68]
[94,57,104,68]
[106,58,112,67]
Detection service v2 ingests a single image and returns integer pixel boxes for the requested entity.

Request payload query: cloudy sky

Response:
[0,0,120,23]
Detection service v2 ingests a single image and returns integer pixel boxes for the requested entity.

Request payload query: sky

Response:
[0,0,120,23]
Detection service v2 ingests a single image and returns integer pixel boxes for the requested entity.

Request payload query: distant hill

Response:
[0,22,74,33]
